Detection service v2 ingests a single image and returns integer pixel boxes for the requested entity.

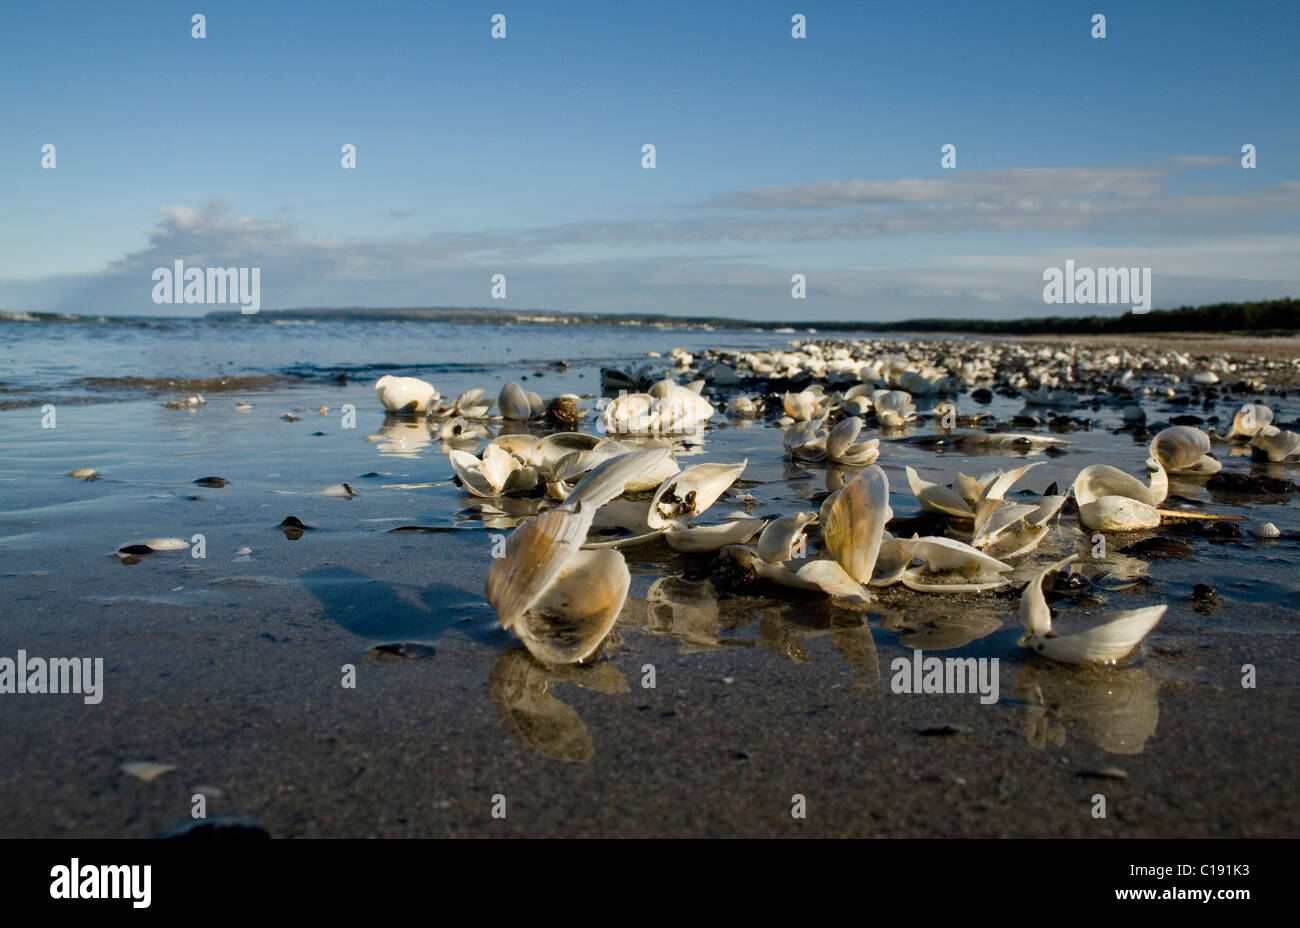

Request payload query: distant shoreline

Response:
[2,296,1295,336]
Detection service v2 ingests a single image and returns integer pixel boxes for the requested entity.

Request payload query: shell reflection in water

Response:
[488,651,629,762]
[1016,660,1160,754]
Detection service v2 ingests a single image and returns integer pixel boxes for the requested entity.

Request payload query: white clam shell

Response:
[647,461,746,530]
[565,449,676,511]
[1250,426,1300,463]
[1150,426,1220,475]
[897,535,1013,592]
[819,465,891,583]
[1077,496,1161,532]
[497,381,534,421]
[374,375,438,414]
[512,548,630,664]
[905,465,974,518]
[664,518,766,552]
[1026,605,1166,665]
[756,512,818,564]
[825,417,880,466]
[486,505,596,630]
[1019,554,1079,638]
[1227,403,1273,440]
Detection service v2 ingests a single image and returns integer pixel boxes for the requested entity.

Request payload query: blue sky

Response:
[1,0,1296,319]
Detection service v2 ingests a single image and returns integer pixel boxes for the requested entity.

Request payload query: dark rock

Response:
[278,516,311,540]
[194,476,228,488]
[1119,537,1193,558]
[1207,472,1300,495]
[369,642,437,659]
[971,388,993,404]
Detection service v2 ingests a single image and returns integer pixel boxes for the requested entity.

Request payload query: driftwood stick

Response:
[1157,508,1246,521]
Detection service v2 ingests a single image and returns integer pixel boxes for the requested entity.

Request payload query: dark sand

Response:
[1,332,1298,837]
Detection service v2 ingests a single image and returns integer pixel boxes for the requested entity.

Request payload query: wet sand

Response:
[1,331,1298,837]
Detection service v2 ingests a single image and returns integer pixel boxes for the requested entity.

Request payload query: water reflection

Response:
[880,607,1003,651]
[488,650,628,763]
[1015,659,1160,754]
[366,415,436,458]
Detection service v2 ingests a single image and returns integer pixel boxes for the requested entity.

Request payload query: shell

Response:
[486,505,596,629]
[1071,463,1163,531]
[782,390,821,421]
[872,390,915,427]
[1227,403,1273,440]
[897,536,1013,592]
[791,559,873,603]
[970,497,1037,549]
[532,432,602,472]
[1252,521,1281,539]
[565,449,676,511]
[905,465,974,518]
[825,417,880,466]
[664,518,766,552]
[1250,426,1300,463]
[869,536,910,587]
[546,394,584,428]
[374,375,438,414]
[1026,605,1166,665]
[647,461,746,530]
[756,512,818,564]
[512,548,630,664]
[819,465,891,583]
[1149,426,1220,475]
[497,381,534,421]
[1019,554,1079,637]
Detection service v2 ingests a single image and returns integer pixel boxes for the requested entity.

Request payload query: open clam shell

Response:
[897,536,1013,593]
[826,417,880,466]
[905,465,974,518]
[819,465,891,583]
[1071,463,1163,531]
[664,517,766,552]
[1250,426,1300,463]
[1227,403,1273,440]
[565,448,676,510]
[512,548,630,664]
[1018,554,1079,637]
[1026,605,1167,665]
[756,512,818,564]
[647,460,746,530]
[486,505,596,630]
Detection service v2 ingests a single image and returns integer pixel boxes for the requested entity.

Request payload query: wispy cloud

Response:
[2,158,1296,320]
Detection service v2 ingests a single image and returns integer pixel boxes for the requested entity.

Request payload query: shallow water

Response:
[1,316,1297,836]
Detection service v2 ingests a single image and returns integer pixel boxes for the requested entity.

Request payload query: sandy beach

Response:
[1,320,1297,837]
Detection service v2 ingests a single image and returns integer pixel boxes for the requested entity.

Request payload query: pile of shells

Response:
[371,336,1298,668]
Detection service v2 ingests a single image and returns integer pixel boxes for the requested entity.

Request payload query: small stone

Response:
[369,642,437,660]
[915,723,966,737]
[194,476,228,488]
[121,761,176,782]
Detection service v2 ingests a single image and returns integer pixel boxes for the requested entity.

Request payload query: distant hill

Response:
[214,297,1299,335]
